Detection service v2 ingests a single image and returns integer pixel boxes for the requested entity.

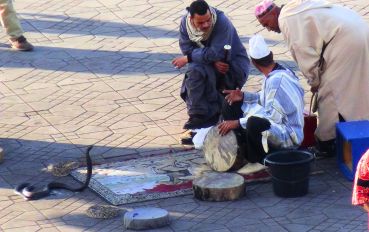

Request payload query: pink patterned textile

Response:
[255,0,274,17]
[352,149,369,229]
[353,149,369,206]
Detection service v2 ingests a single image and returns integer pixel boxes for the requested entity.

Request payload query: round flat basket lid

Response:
[123,207,169,230]
[203,126,238,172]
[193,172,245,201]
[86,205,122,219]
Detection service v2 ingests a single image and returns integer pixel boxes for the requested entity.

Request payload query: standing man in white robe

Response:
[254,0,369,156]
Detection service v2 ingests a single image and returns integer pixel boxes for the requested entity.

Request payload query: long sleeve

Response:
[279,17,324,88]
[239,92,261,128]
[179,17,195,56]
[238,82,284,129]
[243,92,260,104]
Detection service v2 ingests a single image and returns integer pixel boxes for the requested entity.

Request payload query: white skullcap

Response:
[249,34,271,59]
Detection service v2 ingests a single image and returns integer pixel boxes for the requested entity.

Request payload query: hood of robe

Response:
[280,0,333,19]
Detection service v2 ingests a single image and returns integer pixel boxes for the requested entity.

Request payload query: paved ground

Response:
[0,0,368,231]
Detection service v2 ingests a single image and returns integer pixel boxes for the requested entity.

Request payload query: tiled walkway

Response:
[0,0,368,231]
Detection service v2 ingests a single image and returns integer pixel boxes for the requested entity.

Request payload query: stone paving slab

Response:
[0,0,368,231]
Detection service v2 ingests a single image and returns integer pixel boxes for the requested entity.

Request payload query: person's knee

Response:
[187,63,207,76]
[246,116,271,133]
[221,100,243,120]
[221,100,232,116]
[185,65,207,90]
[184,66,206,89]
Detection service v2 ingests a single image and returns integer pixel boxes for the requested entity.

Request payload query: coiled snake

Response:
[15,146,93,200]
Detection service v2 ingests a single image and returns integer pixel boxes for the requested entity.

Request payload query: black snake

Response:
[15,146,93,200]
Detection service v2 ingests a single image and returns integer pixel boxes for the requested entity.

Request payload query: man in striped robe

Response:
[219,34,304,163]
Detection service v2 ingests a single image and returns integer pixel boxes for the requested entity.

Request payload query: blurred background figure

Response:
[352,149,369,230]
[0,0,33,51]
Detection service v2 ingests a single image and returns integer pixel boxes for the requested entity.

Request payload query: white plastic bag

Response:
[192,126,213,149]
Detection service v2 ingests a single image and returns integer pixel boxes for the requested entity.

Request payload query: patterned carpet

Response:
[71,150,270,205]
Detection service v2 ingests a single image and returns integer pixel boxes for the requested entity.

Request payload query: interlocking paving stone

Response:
[0,0,368,231]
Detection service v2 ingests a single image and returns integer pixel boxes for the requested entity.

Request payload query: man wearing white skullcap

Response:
[254,0,369,157]
[218,34,304,164]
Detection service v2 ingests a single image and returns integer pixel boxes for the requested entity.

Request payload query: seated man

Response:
[218,34,304,163]
[172,0,249,132]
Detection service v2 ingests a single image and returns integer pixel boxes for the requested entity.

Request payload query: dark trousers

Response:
[180,63,240,124]
[316,113,346,156]
[180,65,223,119]
[221,101,271,163]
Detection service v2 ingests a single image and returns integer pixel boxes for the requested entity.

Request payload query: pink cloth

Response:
[352,149,369,230]
[352,149,369,206]
[254,0,274,17]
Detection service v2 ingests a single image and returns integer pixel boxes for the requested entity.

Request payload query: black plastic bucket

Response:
[264,150,314,198]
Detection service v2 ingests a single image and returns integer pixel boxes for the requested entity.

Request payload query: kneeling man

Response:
[172,0,250,131]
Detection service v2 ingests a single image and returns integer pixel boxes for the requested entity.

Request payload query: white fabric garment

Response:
[192,126,213,149]
[279,0,332,19]
[279,0,369,140]
[249,34,271,59]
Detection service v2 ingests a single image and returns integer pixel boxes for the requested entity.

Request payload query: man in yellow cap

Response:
[219,34,304,164]
[254,0,369,157]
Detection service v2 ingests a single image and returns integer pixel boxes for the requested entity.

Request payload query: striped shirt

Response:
[239,64,305,148]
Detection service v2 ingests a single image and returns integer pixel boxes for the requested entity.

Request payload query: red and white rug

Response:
[71,150,270,205]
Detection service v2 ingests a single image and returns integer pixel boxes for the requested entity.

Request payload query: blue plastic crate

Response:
[336,120,369,181]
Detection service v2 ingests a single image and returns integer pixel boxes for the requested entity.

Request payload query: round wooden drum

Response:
[193,172,245,201]
[203,126,246,172]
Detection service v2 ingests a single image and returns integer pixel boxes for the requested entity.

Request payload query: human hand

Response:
[214,61,229,74]
[172,56,188,69]
[218,120,239,136]
[223,88,243,105]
